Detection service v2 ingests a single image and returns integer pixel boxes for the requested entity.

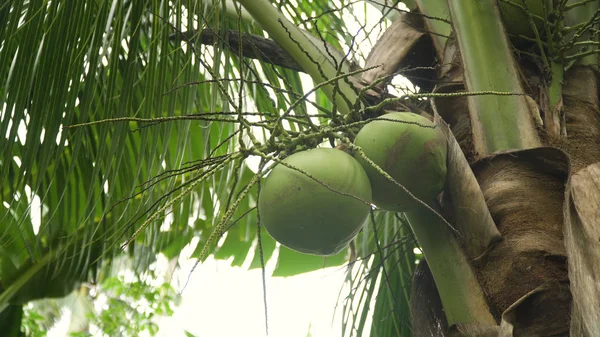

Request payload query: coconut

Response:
[258,148,372,256]
[353,112,447,212]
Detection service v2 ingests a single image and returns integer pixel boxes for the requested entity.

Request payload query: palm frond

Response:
[1,1,423,335]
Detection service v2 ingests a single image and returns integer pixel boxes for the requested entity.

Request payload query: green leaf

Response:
[213,195,257,266]
[213,224,254,266]
[160,229,195,260]
[272,246,347,277]
[343,211,417,336]
[0,304,23,337]
[249,227,277,269]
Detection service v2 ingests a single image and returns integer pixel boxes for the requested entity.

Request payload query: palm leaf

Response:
[1,1,426,335]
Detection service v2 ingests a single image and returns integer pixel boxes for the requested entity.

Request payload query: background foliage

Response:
[1,0,419,335]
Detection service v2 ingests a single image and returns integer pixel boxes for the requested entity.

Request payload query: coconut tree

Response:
[1,0,599,336]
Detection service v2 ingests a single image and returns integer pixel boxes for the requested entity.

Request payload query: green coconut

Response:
[353,112,447,212]
[258,148,372,256]
[498,0,550,39]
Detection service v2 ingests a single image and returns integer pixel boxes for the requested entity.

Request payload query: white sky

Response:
[47,249,360,337]
[156,256,351,337]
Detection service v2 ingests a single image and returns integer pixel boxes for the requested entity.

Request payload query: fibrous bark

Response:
[564,162,600,336]
[361,11,436,92]
[411,260,448,337]
[472,148,571,335]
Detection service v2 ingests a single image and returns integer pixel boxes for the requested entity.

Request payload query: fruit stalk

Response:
[405,202,496,326]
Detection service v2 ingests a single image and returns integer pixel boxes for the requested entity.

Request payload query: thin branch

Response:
[170,29,303,72]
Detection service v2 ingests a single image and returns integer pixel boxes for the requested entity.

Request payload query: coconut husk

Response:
[411,259,448,337]
[445,285,572,337]
[438,37,464,83]
[435,115,501,258]
[499,284,572,337]
[471,147,571,333]
[564,162,600,337]
[547,66,600,172]
[450,286,573,337]
[361,11,436,92]
[431,84,476,162]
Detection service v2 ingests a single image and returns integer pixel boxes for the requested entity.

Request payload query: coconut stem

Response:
[405,202,496,327]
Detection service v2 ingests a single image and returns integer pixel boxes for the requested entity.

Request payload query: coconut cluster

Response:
[258,112,448,256]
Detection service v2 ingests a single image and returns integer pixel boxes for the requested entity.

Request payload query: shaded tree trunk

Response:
[409,49,600,337]
[373,6,600,337]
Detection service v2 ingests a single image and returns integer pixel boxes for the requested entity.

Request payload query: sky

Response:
[46,247,360,337]
[155,255,352,337]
